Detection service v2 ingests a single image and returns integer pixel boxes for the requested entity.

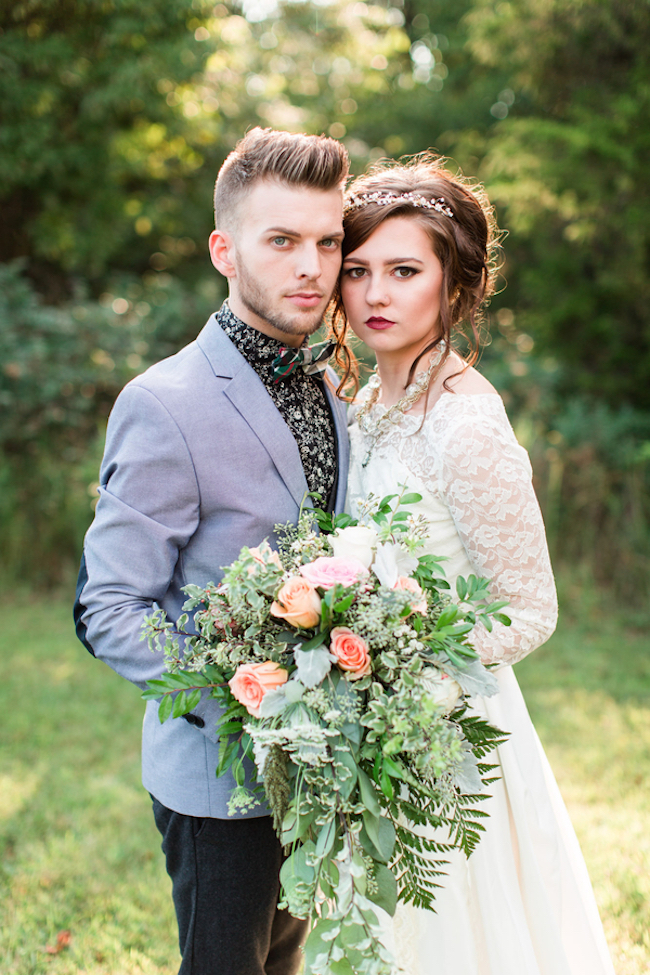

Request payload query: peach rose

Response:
[229,661,288,717]
[393,576,428,615]
[329,627,372,680]
[299,556,369,590]
[270,577,322,628]
[248,542,283,570]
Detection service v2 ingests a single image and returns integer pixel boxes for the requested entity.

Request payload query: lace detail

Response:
[348,393,558,667]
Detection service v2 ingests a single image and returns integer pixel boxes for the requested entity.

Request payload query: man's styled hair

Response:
[214,127,350,231]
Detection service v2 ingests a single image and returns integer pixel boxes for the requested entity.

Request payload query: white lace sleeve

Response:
[437,397,558,667]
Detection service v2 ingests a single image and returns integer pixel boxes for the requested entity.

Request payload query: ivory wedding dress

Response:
[347,389,615,975]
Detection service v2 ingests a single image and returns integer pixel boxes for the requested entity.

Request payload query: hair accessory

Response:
[344,191,455,220]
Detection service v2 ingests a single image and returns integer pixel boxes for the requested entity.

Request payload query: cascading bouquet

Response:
[142,488,509,975]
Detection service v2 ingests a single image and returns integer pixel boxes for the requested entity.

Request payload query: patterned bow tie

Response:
[272,340,335,382]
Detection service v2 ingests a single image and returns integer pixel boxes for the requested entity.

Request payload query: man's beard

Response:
[236,260,328,338]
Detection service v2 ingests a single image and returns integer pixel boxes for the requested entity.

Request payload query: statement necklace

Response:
[356,347,444,467]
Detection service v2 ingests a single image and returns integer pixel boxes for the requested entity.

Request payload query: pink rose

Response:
[229,661,289,717]
[299,556,369,590]
[329,627,372,680]
[270,577,322,628]
[248,542,283,570]
[393,576,428,615]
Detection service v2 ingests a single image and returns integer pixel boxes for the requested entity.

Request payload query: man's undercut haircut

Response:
[214,127,350,231]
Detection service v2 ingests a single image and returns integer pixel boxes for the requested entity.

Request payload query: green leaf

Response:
[361,812,396,863]
[216,738,239,777]
[315,817,337,859]
[493,613,512,626]
[171,689,189,718]
[400,492,423,504]
[157,694,173,723]
[217,720,244,736]
[333,592,355,613]
[328,959,355,975]
[358,767,381,816]
[299,630,329,652]
[367,863,398,916]
[202,664,225,682]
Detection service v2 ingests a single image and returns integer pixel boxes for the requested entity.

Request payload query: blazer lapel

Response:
[224,368,309,509]
[197,316,309,509]
[323,371,351,514]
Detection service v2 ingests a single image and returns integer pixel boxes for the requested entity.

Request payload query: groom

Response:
[74,128,350,974]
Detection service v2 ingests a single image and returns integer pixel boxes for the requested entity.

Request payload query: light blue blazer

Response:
[75,314,350,818]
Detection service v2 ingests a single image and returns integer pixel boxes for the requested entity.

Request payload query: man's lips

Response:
[286,292,324,308]
[365,316,395,330]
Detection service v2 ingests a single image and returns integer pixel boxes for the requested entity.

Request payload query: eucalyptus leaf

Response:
[367,863,398,916]
[294,645,333,688]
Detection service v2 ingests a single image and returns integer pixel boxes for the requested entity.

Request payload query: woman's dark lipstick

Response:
[365,316,395,330]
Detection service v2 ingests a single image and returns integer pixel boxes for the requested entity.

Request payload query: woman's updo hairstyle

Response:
[329,152,500,394]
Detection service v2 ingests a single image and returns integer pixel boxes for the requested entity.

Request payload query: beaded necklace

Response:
[356,347,444,467]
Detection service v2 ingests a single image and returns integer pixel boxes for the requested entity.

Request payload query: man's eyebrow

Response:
[265,227,345,240]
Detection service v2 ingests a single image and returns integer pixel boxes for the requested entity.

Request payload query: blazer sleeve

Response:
[75,382,201,689]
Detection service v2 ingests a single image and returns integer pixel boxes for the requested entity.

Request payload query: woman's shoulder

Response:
[436,357,498,398]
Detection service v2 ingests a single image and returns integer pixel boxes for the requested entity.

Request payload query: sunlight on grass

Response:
[1,573,648,973]
[516,571,650,975]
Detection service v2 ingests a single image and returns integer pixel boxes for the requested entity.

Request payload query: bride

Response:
[335,156,615,975]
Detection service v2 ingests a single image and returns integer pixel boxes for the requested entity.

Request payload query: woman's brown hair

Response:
[329,152,501,400]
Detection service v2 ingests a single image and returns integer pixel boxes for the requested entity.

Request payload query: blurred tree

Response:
[462,0,650,409]
[0,0,220,298]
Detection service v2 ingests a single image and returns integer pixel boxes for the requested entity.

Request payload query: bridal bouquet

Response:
[142,489,508,975]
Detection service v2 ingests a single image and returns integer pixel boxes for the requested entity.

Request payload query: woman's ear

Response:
[209,229,237,278]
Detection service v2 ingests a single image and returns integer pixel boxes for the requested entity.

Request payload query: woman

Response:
[337,156,615,975]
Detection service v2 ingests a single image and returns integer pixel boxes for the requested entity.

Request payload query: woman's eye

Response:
[345,267,366,279]
[394,266,417,278]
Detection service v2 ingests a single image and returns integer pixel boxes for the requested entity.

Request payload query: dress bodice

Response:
[347,391,558,666]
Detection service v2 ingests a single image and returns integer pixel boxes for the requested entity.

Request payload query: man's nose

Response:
[295,243,322,281]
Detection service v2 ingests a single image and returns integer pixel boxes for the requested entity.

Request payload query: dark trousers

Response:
[151,797,309,975]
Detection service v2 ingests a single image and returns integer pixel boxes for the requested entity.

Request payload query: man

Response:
[74,128,350,975]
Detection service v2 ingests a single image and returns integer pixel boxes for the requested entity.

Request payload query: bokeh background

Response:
[1,1,649,973]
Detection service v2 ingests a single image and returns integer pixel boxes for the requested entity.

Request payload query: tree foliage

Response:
[1,0,649,585]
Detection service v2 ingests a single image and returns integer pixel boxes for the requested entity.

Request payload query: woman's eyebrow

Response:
[342,256,424,265]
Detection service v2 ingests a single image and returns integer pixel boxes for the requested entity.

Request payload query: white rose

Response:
[330,525,379,569]
[420,669,463,715]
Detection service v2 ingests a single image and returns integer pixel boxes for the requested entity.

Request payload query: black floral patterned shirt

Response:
[218,302,337,510]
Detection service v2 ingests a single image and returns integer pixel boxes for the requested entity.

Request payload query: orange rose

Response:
[270,577,322,629]
[249,542,283,571]
[229,661,289,717]
[393,576,428,615]
[329,627,371,680]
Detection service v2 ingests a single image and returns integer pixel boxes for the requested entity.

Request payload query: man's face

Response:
[211,179,344,346]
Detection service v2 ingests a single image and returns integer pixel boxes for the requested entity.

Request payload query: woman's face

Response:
[340,216,444,365]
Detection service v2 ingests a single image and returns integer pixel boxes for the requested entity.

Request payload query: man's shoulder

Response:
[124,315,244,403]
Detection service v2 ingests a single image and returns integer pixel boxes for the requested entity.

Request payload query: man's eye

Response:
[320,238,340,249]
[272,236,288,246]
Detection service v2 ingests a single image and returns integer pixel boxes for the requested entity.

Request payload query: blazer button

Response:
[183,713,205,728]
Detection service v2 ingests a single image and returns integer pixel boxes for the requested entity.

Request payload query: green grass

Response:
[1,576,648,973]
[515,570,650,975]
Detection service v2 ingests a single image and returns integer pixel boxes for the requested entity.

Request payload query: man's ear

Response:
[209,229,237,278]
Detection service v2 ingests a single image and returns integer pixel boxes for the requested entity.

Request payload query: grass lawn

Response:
[1,576,648,974]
